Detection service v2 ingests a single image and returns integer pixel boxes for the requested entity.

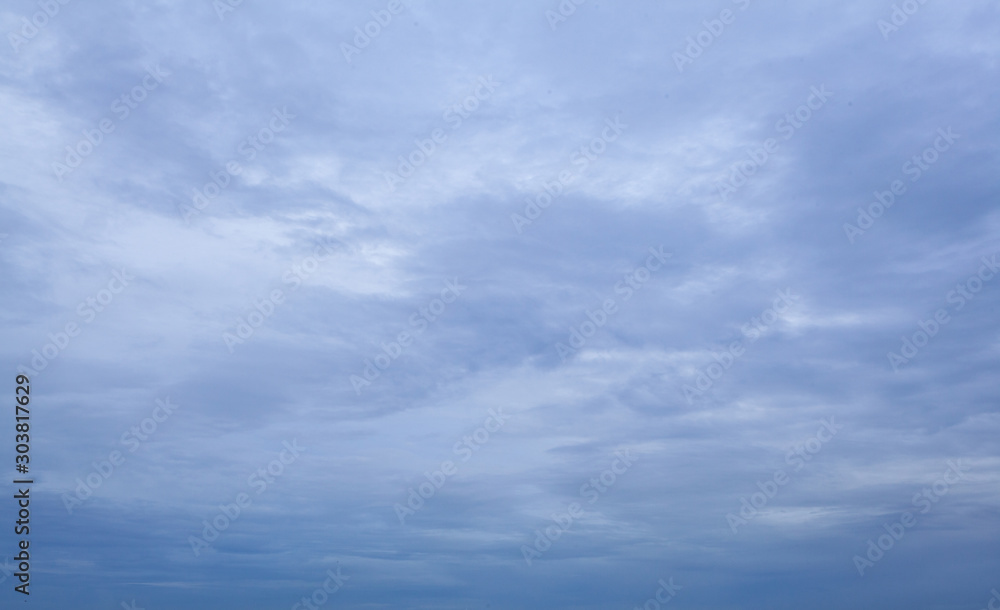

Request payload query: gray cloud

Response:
[1,0,999,608]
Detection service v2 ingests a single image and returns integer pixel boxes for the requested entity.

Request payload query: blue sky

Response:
[1,0,999,608]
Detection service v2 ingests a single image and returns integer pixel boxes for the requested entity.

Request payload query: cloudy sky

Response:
[1,0,999,608]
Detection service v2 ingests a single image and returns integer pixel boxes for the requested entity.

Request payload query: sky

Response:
[1,0,999,608]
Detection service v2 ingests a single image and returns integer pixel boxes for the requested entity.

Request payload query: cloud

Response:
[1,0,999,607]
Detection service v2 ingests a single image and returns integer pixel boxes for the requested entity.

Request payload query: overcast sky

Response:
[1,0,999,608]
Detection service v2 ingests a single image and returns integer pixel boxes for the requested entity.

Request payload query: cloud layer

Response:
[1,0,999,608]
